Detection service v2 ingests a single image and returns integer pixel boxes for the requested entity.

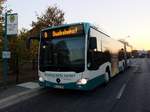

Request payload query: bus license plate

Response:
[54,85,64,89]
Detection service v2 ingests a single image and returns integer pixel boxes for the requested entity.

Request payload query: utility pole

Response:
[124,41,127,68]
[2,12,18,88]
[2,12,9,88]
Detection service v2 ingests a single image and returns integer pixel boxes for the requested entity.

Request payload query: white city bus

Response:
[38,22,128,90]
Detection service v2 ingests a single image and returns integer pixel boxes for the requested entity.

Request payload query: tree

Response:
[0,0,6,37]
[27,5,65,63]
[30,5,65,37]
[9,5,65,61]
[9,5,65,67]
[0,0,6,59]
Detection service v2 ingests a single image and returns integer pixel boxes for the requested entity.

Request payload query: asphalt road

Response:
[1,58,150,112]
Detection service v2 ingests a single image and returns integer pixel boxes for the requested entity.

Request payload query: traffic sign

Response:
[7,13,18,35]
[2,51,11,59]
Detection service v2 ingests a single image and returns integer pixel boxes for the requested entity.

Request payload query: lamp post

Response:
[119,35,131,68]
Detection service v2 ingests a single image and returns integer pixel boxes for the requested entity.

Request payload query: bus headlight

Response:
[77,78,88,85]
[39,77,44,82]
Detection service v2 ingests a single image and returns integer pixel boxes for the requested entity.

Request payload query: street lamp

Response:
[118,35,131,68]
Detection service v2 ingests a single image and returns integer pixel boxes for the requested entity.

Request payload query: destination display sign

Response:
[42,24,84,39]
[52,27,77,37]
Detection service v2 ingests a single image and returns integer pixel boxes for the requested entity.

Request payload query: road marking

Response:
[17,82,40,89]
[116,84,126,99]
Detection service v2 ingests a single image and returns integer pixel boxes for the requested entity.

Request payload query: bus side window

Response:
[118,49,124,61]
[88,50,104,70]
[103,50,111,62]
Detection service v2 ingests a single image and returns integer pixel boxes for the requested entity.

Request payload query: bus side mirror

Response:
[89,37,97,49]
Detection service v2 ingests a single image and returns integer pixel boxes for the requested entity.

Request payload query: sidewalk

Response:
[0,82,45,109]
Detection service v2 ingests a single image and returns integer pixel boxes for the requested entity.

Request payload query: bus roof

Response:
[41,22,90,32]
[41,22,110,37]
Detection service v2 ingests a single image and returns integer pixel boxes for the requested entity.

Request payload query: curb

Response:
[0,87,46,109]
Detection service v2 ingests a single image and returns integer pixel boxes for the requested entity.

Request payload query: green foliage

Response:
[0,0,6,36]
[0,0,6,59]
[30,5,65,37]
[26,5,65,60]
[10,5,65,62]
[15,28,30,60]
[1,5,65,65]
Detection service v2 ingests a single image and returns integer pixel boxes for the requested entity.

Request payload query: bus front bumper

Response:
[39,74,105,91]
[39,80,90,90]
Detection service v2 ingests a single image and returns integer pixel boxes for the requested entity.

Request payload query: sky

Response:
[6,0,150,50]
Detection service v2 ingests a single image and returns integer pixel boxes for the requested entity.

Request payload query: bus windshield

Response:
[39,36,85,73]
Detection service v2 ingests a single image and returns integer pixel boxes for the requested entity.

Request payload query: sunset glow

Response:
[7,0,150,50]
